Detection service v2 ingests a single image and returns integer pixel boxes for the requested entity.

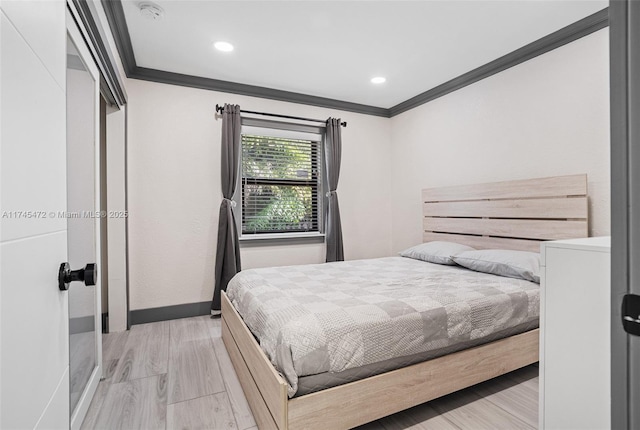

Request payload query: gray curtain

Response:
[325,118,344,262]
[211,104,242,315]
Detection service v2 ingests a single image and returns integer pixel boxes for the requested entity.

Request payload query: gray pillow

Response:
[452,249,540,283]
[399,241,476,265]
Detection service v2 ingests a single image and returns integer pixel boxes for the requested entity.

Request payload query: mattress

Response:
[226,256,540,398]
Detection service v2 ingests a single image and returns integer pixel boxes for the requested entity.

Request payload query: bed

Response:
[221,174,589,430]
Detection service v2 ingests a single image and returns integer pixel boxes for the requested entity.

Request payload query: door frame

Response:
[610,0,639,429]
[66,5,103,429]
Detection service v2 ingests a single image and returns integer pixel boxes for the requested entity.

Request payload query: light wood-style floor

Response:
[82,316,539,430]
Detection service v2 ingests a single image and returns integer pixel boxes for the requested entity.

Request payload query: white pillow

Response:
[452,249,540,283]
[399,241,476,265]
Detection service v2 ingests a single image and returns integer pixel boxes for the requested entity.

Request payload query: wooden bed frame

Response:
[221,174,589,430]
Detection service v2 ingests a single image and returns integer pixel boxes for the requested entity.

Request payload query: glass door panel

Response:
[66,28,101,425]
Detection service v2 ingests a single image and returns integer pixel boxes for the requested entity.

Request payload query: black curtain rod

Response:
[215,104,347,127]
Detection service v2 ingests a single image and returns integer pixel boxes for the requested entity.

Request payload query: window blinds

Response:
[241,134,322,234]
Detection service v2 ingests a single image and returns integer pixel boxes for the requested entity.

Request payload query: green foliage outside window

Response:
[242,134,320,234]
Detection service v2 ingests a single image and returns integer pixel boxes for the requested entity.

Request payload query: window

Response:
[239,123,323,238]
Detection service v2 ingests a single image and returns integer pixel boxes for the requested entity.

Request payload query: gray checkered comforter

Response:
[226,257,539,397]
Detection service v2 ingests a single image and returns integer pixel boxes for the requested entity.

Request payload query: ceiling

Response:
[120,0,607,109]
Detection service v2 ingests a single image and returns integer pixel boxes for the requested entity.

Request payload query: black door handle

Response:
[58,262,97,291]
[622,294,640,336]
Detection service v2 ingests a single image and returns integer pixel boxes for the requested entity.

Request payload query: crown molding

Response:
[102,1,608,118]
[389,8,609,116]
[101,0,390,117]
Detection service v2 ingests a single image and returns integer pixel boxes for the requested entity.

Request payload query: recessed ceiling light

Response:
[214,41,234,52]
[371,76,386,84]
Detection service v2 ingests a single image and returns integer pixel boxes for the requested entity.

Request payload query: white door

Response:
[0,2,102,428]
[66,8,102,430]
[0,0,70,428]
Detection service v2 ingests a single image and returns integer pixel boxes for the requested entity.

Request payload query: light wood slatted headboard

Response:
[422,174,588,252]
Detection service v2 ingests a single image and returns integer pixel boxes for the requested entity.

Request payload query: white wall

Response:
[126,79,392,310]
[125,28,610,312]
[106,104,129,331]
[390,29,610,252]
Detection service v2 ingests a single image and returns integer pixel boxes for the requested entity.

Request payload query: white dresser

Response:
[540,237,611,430]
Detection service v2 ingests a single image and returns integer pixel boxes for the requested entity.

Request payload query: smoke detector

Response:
[138,2,164,21]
